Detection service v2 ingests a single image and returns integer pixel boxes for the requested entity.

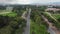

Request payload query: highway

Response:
[48,27,56,34]
[23,8,31,34]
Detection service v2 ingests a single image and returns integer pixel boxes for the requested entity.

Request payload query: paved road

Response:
[41,15,56,34]
[48,27,56,34]
[23,8,31,34]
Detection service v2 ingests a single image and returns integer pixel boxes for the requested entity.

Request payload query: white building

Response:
[6,7,13,12]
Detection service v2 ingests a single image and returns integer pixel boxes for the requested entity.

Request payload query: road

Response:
[41,15,56,34]
[21,11,27,20]
[23,8,31,34]
[48,27,56,34]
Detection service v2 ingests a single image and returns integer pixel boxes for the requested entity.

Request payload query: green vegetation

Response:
[0,12,17,17]
[30,20,49,34]
[52,14,60,19]
[12,7,26,16]
[37,6,47,11]
[1,5,60,34]
[0,17,26,34]
[0,26,13,34]
[52,14,60,22]
[0,6,27,34]
[43,12,60,30]
[30,10,49,34]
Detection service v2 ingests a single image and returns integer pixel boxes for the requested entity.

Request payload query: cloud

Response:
[0,0,30,4]
[30,0,60,3]
[0,0,60,4]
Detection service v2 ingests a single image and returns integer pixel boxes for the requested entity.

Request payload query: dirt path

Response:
[41,15,60,34]
[21,11,27,20]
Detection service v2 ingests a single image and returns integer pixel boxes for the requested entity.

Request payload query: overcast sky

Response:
[0,0,60,4]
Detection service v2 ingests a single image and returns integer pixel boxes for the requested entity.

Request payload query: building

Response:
[6,6,13,12]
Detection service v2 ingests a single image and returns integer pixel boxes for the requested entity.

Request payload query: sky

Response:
[31,0,60,3]
[0,0,60,4]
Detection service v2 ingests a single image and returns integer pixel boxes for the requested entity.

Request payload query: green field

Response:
[0,12,17,17]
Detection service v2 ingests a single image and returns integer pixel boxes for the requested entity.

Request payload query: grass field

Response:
[0,12,17,17]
